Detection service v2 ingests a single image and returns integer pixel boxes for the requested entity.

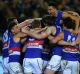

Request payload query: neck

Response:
[53,10,57,17]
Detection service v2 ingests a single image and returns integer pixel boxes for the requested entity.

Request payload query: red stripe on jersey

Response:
[9,47,21,51]
[26,40,44,45]
[3,41,9,47]
[63,46,79,52]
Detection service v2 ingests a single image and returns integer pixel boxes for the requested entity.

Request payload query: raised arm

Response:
[18,19,34,28]
[18,18,42,28]
[62,11,80,31]
[62,11,79,18]
[22,26,56,39]
[65,11,79,17]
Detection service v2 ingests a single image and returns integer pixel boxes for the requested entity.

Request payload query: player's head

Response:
[48,2,57,16]
[8,18,20,34]
[41,15,55,26]
[29,20,42,29]
[63,17,76,30]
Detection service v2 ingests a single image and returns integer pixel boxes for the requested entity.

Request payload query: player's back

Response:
[24,36,44,58]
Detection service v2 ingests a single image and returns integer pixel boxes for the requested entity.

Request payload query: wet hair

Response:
[29,20,41,29]
[8,19,18,32]
[63,17,76,30]
[41,15,55,26]
[48,2,57,8]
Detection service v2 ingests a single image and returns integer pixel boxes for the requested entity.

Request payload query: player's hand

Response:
[48,35,54,43]
[71,41,76,46]
[21,26,30,34]
[48,35,53,40]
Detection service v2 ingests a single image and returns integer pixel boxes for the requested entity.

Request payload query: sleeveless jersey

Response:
[41,38,50,61]
[9,33,21,62]
[24,36,44,58]
[51,25,63,56]
[63,30,79,61]
[54,10,63,28]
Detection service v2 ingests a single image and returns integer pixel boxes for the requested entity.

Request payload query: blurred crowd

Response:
[0,0,80,35]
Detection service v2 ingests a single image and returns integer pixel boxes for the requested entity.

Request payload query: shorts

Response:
[23,58,43,74]
[3,57,9,73]
[42,60,49,70]
[8,62,23,74]
[46,55,61,71]
[61,60,79,74]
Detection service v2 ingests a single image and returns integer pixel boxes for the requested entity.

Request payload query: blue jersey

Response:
[52,26,63,56]
[9,33,21,62]
[41,38,50,61]
[62,30,79,61]
[41,51,50,61]
[54,10,63,28]
[2,30,9,58]
[24,36,44,58]
[53,26,62,37]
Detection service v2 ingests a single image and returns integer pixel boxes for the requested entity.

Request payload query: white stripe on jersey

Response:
[27,45,43,49]
[9,51,20,55]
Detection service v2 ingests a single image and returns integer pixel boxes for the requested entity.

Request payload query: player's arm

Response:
[34,27,47,33]
[62,11,79,18]
[23,28,50,39]
[22,44,27,52]
[17,19,34,29]
[65,11,79,16]
[22,26,54,39]
[48,35,55,42]
[58,40,72,46]
[72,40,80,45]
[73,30,80,34]
[63,11,80,31]
[21,38,26,43]
[18,18,42,28]
[75,40,80,45]
[51,32,64,43]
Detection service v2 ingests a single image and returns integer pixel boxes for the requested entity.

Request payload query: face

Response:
[11,25,20,34]
[48,6,56,16]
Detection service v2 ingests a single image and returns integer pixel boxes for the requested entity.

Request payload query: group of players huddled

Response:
[2,2,80,74]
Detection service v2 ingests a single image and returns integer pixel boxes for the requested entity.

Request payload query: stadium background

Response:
[0,0,80,51]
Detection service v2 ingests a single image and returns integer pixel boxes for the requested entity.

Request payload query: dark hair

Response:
[8,19,18,32]
[63,17,76,30]
[29,20,41,29]
[18,16,27,23]
[41,15,55,26]
[48,2,57,8]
